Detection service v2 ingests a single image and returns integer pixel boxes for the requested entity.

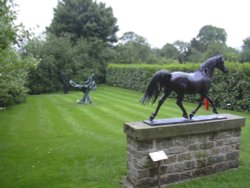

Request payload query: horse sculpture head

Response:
[200,55,228,77]
[215,55,228,74]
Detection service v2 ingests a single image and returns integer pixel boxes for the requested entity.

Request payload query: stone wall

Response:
[123,114,245,188]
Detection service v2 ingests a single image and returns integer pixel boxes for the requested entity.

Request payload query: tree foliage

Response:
[0,49,37,106]
[25,33,112,94]
[185,25,240,62]
[156,25,240,63]
[173,40,190,63]
[159,43,179,60]
[241,37,250,62]
[196,25,227,50]
[0,0,16,50]
[23,0,119,94]
[48,0,118,43]
[0,0,36,107]
[113,32,157,64]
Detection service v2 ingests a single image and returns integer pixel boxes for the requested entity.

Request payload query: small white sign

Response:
[149,151,168,162]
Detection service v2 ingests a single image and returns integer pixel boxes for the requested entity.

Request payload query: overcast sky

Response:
[15,0,250,49]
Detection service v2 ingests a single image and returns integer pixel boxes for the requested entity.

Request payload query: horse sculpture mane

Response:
[199,55,225,77]
[141,55,228,121]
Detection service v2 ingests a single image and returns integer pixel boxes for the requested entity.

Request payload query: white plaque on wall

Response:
[149,151,168,162]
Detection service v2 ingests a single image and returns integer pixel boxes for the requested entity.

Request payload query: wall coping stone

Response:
[124,114,245,140]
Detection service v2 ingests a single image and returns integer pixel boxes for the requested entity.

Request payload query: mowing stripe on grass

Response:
[47,92,125,146]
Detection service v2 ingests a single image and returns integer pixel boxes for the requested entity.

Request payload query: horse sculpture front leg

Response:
[189,96,218,119]
[189,96,205,119]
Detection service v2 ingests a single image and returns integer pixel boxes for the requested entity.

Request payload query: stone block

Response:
[124,114,245,187]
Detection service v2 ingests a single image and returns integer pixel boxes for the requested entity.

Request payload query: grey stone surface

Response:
[144,114,227,126]
[124,114,245,140]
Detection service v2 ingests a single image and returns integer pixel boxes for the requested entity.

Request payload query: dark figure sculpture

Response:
[69,74,96,104]
[141,55,228,121]
[59,71,69,94]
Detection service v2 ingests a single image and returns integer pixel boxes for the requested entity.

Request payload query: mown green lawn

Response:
[0,85,249,188]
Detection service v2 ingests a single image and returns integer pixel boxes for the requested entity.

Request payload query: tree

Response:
[24,0,119,93]
[26,34,74,94]
[195,25,227,51]
[24,32,114,94]
[241,37,250,62]
[0,0,16,50]
[47,0,119,43]
[119,31,148,45]
[159,43,179,60]
[190,37,206,54]
[0,0,36,106]
[223,46,240,62]
[187,25,229,62]
[173,40,190,63]
[114,32,157,64]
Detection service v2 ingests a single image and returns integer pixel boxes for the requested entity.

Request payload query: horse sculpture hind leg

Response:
[149,91,171,121]
[176,94,188,119]
[206,96,218,114]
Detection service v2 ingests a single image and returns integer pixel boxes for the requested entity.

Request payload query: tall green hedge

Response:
[106,63,250,112]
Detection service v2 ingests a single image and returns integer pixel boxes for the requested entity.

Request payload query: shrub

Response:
[0,49,36,107]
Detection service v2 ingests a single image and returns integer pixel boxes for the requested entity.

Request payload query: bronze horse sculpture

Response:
[141,55,228,121]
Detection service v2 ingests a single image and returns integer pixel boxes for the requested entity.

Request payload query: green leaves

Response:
[0,0,38,107]
[0,0,16,50]
[197,25,227,47]
[25,34,111,94]
[0,49,35,106]
[48,0,118,43]
[241,37,250,62]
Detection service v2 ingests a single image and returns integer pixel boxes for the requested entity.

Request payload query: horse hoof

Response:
[189,114,194,119]
[183,114,188,119]
[149,115,155,121]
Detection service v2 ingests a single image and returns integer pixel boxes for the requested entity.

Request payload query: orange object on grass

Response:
[204,98,209,110]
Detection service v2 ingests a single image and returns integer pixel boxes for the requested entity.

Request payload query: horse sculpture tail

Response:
[140,70,172,104]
